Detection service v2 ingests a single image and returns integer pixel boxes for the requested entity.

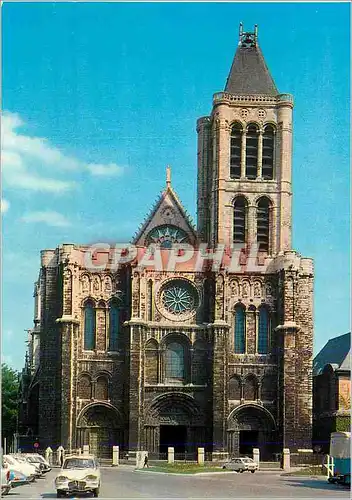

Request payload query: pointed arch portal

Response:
[144,393,207,458]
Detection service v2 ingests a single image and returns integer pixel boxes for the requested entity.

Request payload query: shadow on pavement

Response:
[284,478,349,491]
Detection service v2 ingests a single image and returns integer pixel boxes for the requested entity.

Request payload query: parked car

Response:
[12,454,42,477]
[222,456,259,473]
[54,455,101,498]
[1,465,11,496]
[3,455,37,481]
[8,469,30,487]
[22,454,51,473]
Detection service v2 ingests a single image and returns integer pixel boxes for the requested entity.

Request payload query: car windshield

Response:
[243,458,254,462]
[63,459,95,470]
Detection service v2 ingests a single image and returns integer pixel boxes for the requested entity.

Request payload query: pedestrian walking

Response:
[143,455,149,468]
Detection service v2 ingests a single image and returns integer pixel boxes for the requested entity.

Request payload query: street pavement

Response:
[6,466,350,499]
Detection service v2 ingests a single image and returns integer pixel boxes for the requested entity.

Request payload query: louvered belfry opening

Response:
[230,123,242,179]
[233,196,247,245]
[257,197,271,253]
[246,124,258,179]
[262,125,275,179]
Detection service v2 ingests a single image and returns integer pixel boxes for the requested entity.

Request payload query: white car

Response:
[1,466,11,496]
[3,455,37,481]
[54,455,101,498]
[222,456,259,473]
[22,454,51,473]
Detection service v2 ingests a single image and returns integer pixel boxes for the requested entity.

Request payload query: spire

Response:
[166,165,171,188]
[225,23,278,96]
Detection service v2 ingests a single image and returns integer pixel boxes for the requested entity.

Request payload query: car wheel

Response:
[93,488,100,497]
[251,470,255,473]
[239,469,244,473]
[56,490,64,498]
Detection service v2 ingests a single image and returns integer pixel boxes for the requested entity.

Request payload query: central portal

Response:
[160,425,187,454]
[239,430,259,456]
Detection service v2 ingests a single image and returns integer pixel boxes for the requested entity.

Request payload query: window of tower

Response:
[233,196,247,245]
[83,300,96,350]
[246,124,259,179]
[234,303,246,354]
[230,123,242,179]
[108,302,120,351]
[258,305,270,354]
[257,197,271,253]
[262,125,275,180]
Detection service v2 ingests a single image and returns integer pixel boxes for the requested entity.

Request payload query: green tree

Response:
[1,363,19,441]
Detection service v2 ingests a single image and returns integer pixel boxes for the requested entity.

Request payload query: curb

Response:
[134,469,239,476]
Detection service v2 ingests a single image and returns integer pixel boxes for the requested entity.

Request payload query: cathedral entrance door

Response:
[239,430,258,456]
[88,429,98,457]
[160,425,187,455]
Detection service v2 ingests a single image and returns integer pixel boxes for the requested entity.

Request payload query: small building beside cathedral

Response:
[19,25,314,461]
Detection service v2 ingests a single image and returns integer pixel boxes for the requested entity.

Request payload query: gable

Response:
[132,186,197,247]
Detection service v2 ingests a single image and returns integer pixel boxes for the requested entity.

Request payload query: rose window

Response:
[158,279,199,319]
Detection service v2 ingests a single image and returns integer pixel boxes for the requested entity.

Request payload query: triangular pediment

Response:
[132,185,197,247]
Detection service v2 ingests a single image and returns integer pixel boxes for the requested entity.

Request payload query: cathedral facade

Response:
[19,26,314,461]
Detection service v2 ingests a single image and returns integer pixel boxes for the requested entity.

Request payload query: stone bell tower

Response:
[197,23,294,255]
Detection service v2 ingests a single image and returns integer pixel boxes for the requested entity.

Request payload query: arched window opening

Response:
[84,302,95,350]
[244,375,257,400]
[233,197,247,245]
[262,125,275,180]
[246,124,259,179]
[257,197,271,253]
[234,304,246,354]
[258,306,269,354]
[95,376,109,400]
[230,123,242,179]
[109,303,120,351]
[78,375,92,400]
[229,376,241,400]
[165,342,185,381]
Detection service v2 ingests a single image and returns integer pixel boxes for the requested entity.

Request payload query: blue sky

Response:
[2,2,350,370]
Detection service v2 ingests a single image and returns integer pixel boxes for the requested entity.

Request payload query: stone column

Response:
[197,447,205,465]
[257,130,263,178]
[136,451,148,468]
[253,448,260,466]
[112,446,119,466]
[283,448,290,471]
[168,447,175,464]
[83,444,89,455]
[247,204,257,250]
[240,131,246,178]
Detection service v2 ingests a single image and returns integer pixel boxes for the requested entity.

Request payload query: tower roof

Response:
[225,24,278,96]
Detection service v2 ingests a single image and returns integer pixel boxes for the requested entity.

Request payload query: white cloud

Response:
[1,199,10,213]
[21,211,72,227]
[1,111,125,193]
[87,163,124,176]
